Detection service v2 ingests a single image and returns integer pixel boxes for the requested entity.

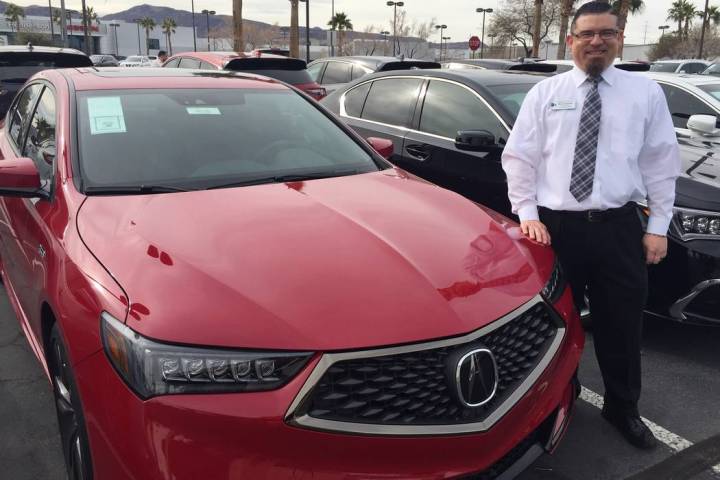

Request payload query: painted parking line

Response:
[580,386,720,477]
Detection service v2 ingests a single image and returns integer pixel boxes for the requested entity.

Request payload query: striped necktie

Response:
[570,76,602,202]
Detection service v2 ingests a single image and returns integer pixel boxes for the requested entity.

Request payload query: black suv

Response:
[321,68,720,325]
[0,45,92,117]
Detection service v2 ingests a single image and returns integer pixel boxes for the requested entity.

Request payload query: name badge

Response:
[550,100,576,110]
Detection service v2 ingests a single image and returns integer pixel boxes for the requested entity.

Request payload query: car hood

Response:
[677,137,720,211]
[77,170,551,351]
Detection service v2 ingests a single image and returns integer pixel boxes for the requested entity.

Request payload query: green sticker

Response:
[88,97,127,135]
[186,106,221,115]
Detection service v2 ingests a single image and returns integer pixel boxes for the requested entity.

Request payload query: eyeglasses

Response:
[573,29,619,41]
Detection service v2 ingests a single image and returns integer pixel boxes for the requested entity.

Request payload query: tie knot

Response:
[588,76,601,86]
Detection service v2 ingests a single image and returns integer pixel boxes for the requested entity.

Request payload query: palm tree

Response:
[233,0,243,53]
[667,0,685,36]
[532,0,543,58]
[290,0,299,58]
[557,0,577,60]
[84,5,99,25]
[5,3,25,33]
[328,12,352,56]
[139,17,156,55]
[162,18,176,55]
[611,0,643,58]
[706,5,720,25]
[52,7,62,26]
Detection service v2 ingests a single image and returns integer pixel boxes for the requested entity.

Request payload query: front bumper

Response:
[646,235,720,324]
[73,293,583,479]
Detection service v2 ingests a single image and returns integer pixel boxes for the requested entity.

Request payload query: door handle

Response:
[405,144,430,161]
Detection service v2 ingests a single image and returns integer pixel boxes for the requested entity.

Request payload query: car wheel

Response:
[49,325,94,480]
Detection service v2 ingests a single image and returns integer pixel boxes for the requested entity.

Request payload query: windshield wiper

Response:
[84,184,193,195]
[205,169,363,190]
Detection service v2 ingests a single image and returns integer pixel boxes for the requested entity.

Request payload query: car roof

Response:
[317,56,440,70]
[645,71,720,86]
[358,68,547,87]
[55,67,290,91]
[0,44,87,56]
[653,59,708,64]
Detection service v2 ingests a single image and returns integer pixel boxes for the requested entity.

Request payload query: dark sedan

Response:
[321,68,720,325]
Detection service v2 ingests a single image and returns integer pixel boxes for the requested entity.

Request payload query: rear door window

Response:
[418,80,507,143]
[343,82,371,117]
[179,57,201,69]
[200,61,217,70]
[321,62,352,84]
[164,58,181,68]
[361,78,423,127]
[8,83,42,148]
[307,61,325,82]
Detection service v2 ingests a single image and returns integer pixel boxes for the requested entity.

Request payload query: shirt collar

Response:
[570,64,617,87]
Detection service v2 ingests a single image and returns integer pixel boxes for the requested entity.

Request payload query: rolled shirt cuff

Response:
[646,215,672,236]
[517,204,539,223]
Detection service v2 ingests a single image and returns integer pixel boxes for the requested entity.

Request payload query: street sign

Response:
[469,36,481,51]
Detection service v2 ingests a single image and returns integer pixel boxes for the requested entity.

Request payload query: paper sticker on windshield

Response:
[88,97,127,135]
[186,106,221,115]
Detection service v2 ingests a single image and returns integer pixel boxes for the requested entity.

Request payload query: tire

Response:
[49,324,94,480]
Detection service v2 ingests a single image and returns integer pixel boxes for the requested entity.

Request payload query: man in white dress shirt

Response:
[501,1,680,449]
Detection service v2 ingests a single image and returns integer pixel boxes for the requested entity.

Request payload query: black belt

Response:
[538,202,638,222]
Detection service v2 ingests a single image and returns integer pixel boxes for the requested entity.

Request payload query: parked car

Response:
[0,44,92,118]
[90,54,119,67]
[119,55,153,67]
[307,56,441,95]
[644,72,720,131]
[650,59,710,74]
[248,47,290,57]
[163,51,327,100]
[0,67,582,479]
[322,68,720,325]
[443,58,556,73]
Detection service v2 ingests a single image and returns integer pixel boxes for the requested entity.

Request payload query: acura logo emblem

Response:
[454,348,498,408]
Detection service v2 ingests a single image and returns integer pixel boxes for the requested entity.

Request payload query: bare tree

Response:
[360,25,378,56]
[489,0,562,57]
[401,18,435,58]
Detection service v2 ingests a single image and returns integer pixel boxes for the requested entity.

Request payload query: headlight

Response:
[671,207,720,240]
[101,312,313,399]
[541,259,566,304]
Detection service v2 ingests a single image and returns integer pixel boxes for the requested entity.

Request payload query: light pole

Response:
[202,10,216,51]
[133,18,141,54]
[380,30,390,55]
[47,0,55,42]
[488,33,497,58]
[434,24,446,61]
[658,25,669,39]
[387,1,405,56]
[191,0,197,51]
[59,0,67,47]
[109,22,120,56]
[442,36,451,59]
[299,0,310,63]
[475,8,492,59]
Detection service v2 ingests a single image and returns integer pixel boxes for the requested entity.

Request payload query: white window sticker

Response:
[186,106,221,115]
[88,97,127,135]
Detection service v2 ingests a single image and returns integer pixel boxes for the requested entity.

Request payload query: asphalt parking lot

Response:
[1,285,719,480]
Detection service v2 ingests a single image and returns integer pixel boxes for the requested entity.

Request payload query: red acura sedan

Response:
[0,67,583,479]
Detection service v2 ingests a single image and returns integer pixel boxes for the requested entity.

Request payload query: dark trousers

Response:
[539,203,647,416]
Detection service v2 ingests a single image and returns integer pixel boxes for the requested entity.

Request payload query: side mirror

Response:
[0,157,45,198]
[455,130,499,151]
[687,114,719,136]
[366,137,394,160]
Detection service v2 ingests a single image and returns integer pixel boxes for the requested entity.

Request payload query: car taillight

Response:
[305,87,327,100]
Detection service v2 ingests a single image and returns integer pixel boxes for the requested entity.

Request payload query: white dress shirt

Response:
[501,65,681,235]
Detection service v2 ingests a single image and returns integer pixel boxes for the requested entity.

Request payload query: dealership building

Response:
[0,14,212,56]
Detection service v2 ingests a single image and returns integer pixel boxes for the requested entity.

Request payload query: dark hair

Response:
[158,50,167,56]
[571,1,618,32]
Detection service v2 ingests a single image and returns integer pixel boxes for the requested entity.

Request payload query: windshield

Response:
[697,84,720,101]
[76,88,382,191]
[485,83,538,118]
[650,62,679,72]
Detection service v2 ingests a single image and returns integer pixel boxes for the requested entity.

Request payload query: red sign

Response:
[469,36,481,51]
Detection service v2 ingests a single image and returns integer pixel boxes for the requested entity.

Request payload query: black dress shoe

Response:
[601,406,658,450]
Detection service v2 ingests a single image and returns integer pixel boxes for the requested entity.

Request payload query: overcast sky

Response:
[12,0,692,45]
